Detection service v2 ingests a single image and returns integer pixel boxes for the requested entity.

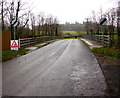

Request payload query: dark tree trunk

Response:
[55,27,58,36]
[1,0,5,31]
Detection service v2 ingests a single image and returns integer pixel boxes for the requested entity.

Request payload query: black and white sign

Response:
[14,21,19,27]
[11,19,19,27]
[12,19,16,25]
[100,18,107,25]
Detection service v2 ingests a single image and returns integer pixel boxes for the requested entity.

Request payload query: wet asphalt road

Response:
[3,39,106,96]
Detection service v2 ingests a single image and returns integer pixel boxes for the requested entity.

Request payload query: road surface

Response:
[3,39,106,96]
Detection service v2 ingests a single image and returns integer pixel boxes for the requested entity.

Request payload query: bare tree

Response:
[84,18,92,34]
[1,0,60,39]
[30,13,36,37]
[1,0,31,39]
[17,11,30,38]
[117,1,120,47]
[41,16,45,36]
[91,10,98,34]
[105,8,116,46]
[37,13,41,36]
[1,0,5,30]
[0,0,8,31]
[53,17,59,36]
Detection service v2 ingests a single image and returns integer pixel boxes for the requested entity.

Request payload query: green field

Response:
[62,31,86,36]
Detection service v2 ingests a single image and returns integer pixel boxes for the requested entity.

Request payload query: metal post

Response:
[13,27,16,40]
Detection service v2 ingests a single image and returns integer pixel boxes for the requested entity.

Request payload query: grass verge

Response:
[92,47,120,58]
[80,38,120,58]
[1,49,29,61]
[80,39,90,47]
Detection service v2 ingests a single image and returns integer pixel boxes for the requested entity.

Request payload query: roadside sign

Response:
[14,21,19,27]
[11,19,19,27]
[11,40,19,50]
[11,19,19,40]
[12,19,17,25]
[100,18,107,25]
[12,19,16,25]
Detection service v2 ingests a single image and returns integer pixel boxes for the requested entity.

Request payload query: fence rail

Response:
[19,36,59,48]
[94,35,109,45]
[82,34,110,46]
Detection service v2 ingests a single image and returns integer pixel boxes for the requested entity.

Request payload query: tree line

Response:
[60,21,84,32]
[0,0,60,39]
[84,1,120,47]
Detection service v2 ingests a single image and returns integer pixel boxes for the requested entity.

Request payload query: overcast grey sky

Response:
[27,0,118,23]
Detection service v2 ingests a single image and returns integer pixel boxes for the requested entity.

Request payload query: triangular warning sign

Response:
[12,40,17,46]
[11,40,18,48]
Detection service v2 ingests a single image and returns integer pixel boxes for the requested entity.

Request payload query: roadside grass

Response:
[80,38,90,47]
[79,38,120,58]
[92,47,120,58]
[1,39,59,62]
[1,49,29,61]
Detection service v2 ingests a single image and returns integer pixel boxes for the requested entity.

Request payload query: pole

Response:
[13,26,16,40]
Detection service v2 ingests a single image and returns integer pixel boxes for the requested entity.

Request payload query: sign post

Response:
[100,18,107,45]
[12,19,19,40]
[11,19,19,50]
